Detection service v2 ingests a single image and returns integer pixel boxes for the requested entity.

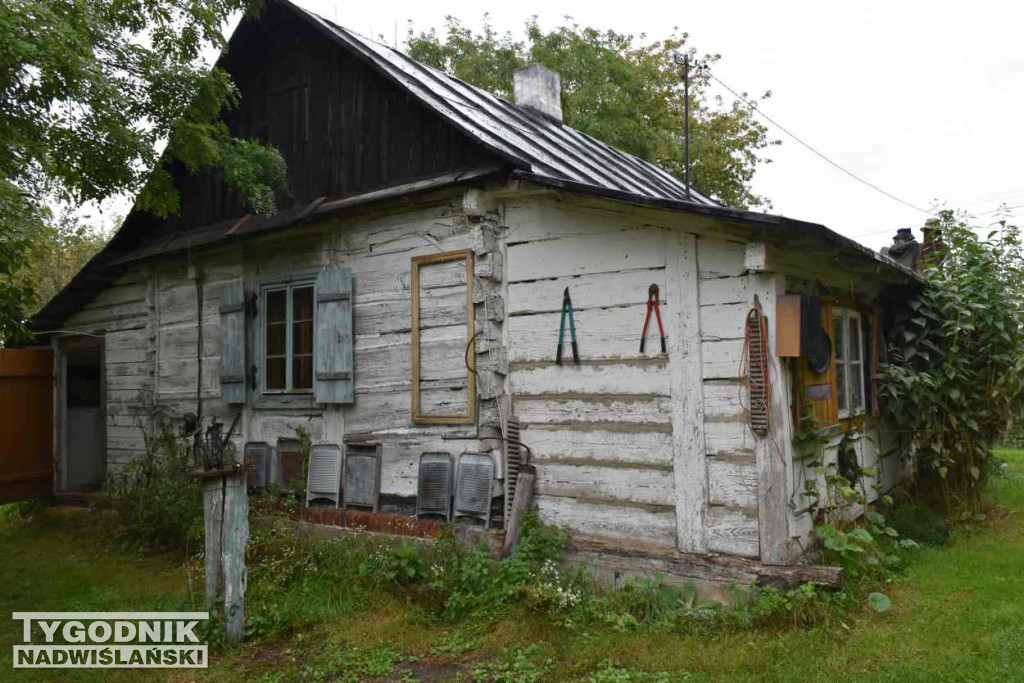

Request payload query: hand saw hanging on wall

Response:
[556,287,580,364]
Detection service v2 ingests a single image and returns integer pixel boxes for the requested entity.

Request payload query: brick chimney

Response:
[513,64,562,123]
[920,218,944,270]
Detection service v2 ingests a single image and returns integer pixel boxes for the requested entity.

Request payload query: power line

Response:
[851,220,1008,239]
[701,68,932,216]
[848,202,1023,239]
[972,202,1024,217]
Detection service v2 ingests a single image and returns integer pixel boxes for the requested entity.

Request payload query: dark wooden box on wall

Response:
[776,294,827,360]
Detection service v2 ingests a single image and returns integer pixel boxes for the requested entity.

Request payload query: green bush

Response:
[244,513,386,639]
[889,504,951,546]
[94,425,203,553]
[878,212,1024,509]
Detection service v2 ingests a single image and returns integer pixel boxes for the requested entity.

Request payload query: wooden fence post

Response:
[198,469,248,644]
[222,473,248,643]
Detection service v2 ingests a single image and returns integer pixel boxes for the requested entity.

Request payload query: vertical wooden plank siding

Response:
[668,232,708,553]
[0,349,54,503]
[748,272,790,564]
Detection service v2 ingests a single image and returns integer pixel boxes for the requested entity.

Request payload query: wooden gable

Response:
[123,1,499,248]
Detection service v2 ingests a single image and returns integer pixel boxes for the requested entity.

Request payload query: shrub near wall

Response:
[94,426,204,553]
[879,212,1024,509]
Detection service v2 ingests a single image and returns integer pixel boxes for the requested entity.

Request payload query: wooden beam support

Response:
[748,272,792,565]
[744,242,768,272]
[568,535,843,590]
[668,231,708,553]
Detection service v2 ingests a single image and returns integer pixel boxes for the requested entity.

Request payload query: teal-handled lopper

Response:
[556,286,580,364]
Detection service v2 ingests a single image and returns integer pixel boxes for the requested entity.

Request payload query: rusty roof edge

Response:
[105,165,504,267]
[511,170,922,283]
[29,166,505,335]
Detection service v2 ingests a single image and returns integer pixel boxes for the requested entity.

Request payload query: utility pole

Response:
[683,54,691,201]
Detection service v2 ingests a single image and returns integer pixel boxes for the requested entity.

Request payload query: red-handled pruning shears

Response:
[639,284,666,353]
[556,287,579,364]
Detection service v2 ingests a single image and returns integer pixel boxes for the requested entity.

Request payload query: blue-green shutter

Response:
[315,267,354,404]
[220,281,247,403]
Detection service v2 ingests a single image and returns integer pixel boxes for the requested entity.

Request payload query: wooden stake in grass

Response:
[200,470,248,644]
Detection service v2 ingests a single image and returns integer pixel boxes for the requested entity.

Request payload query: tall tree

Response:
[0,0,286,341]
[407,17,779,210]
[16,210,114,317]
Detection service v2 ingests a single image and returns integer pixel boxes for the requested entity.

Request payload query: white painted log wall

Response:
[58,189,911,568]
[61,268,154,473]
[696,237,762,558]
[76,201,496,494]
[503,203,781,557]
[241,203,484,496]
[505,200,679,549]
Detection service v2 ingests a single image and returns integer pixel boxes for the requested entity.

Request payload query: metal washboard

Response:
[243,441,271,490]
[344,442,382,513]
[305,443,343,507]
[416,452,453,521]
[454,452,495,528]
[499,396,526,527]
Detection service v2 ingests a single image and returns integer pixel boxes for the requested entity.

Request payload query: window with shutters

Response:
[833,308,866,419]
[223,266,354,408]
[262,282,314,394]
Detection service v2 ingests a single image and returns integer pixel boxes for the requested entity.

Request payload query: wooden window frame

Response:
[250,268,320,409]
[411,250,475,424]
[261,281,315,395]
[833,308,866,419]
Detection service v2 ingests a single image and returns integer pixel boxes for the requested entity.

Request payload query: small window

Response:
[262,282,315,394]
[833,308,866,418]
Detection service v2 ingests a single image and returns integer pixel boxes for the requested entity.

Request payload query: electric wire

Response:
[701,68,931,215]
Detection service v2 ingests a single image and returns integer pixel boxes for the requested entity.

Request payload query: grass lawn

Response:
[2,450,1023,682]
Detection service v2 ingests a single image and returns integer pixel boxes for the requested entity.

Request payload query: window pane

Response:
[849,318,862,361]
[851,363,864,409]
[266,357,286,391]
[293,320,313,355]
[833,315,846,361]
[293,354,312,391]
[266,322,286,356]
[266,289,286,323]
[293,286,314,322]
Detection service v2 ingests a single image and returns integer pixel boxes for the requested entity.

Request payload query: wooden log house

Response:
[30,0,920,595]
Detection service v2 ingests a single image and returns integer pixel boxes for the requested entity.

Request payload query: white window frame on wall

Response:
[251,268,320,408]
[833,308,866,419]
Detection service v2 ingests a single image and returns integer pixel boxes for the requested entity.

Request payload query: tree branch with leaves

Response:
[0,0,287,341]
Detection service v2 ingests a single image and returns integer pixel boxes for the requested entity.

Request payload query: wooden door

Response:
[0,348,53,503]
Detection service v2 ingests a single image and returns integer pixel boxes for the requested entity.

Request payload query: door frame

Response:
[53,334,107,493]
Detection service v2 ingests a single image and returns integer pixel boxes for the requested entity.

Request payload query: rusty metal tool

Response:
[639,284,666,353]
[556,287,579,364]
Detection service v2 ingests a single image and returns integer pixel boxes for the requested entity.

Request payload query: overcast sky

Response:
[288,0,1024,251]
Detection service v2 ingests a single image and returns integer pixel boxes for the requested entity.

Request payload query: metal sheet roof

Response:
[295,4,719,207]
